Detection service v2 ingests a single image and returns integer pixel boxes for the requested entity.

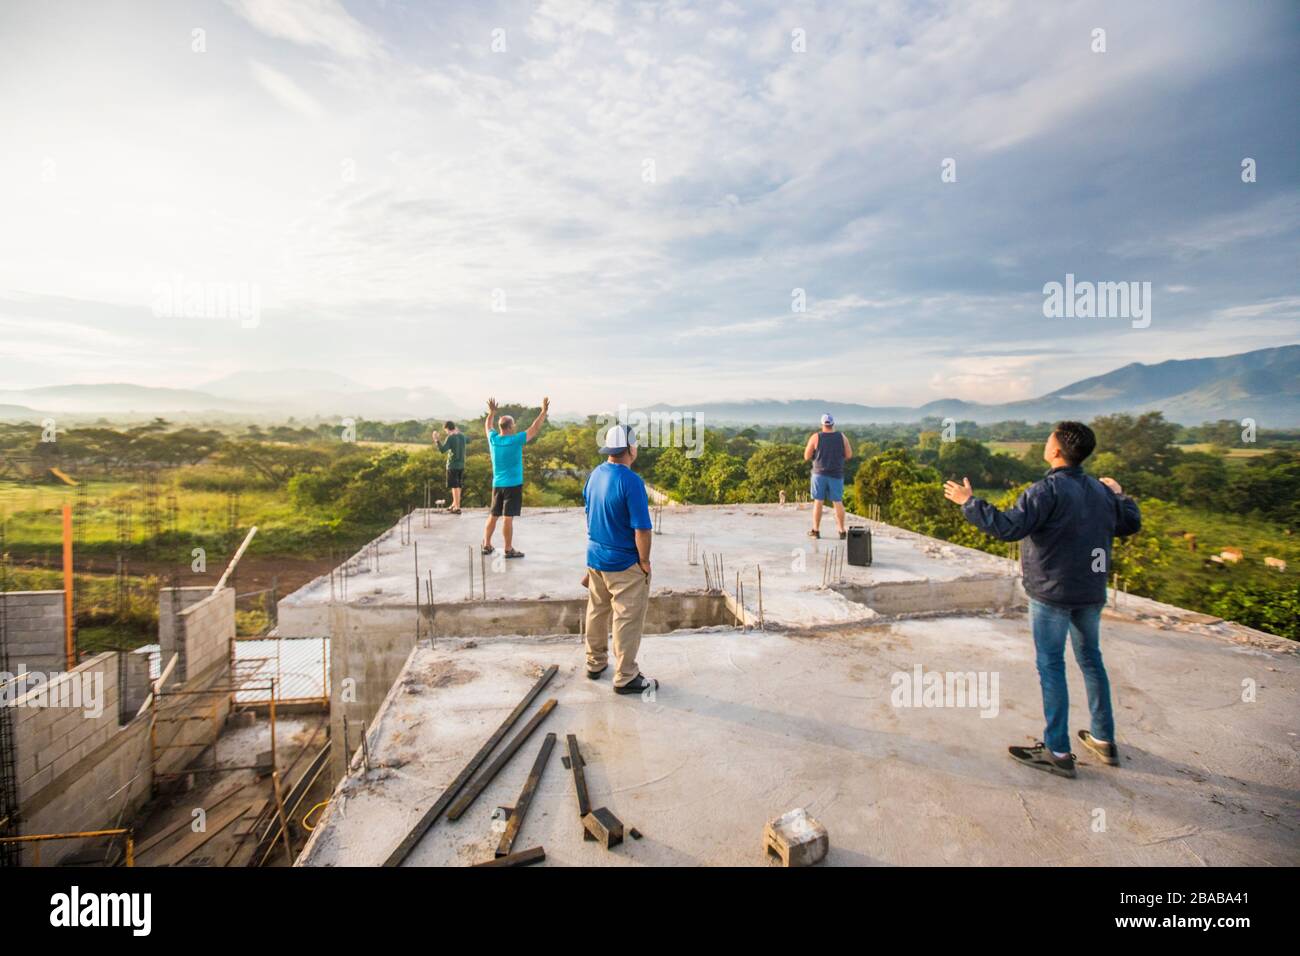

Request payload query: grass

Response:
[0,478,334,557]
[1174,443,1272,460]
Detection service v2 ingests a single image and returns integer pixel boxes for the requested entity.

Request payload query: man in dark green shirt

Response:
[433,421,467,513]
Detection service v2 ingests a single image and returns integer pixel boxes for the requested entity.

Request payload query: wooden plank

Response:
[473,846,545,867]
[383,664,558,867]
[496,733,556,858]
[143,800,258,867]
[447,699,558,820]
[134,785,246,857]
[566,734,590,818]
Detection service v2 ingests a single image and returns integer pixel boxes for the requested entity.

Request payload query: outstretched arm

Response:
[946,478,1052,542]
[484,398,497,439]
[525,396,549,443]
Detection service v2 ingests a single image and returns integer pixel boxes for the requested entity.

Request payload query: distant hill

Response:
[0,372,467,421]
[647,345,1300,427]
[5,346,1296,426]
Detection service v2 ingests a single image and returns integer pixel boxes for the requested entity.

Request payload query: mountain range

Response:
[646,345,1300,427]
[1,345,1297,427]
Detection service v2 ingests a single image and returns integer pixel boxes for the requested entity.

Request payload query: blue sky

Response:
[1,0,1297,415]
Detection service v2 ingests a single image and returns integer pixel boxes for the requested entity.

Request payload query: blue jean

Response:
[1029,598,1114,754]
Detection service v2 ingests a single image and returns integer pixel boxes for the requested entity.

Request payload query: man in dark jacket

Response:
[943,421,1141,779]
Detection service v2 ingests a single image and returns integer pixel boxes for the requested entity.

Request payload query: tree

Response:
[1091,412,1180,474]
[852,449,940,520]
[1170,452,1229,509]
[742,445,806,501]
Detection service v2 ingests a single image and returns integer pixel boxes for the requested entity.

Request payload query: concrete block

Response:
[764,808,828,867]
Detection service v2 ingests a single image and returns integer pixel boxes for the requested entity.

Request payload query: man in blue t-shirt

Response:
[582,424,658,696]
[481,396,548,559]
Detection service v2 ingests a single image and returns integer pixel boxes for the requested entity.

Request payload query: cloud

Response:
[227,0,382,59]
[248,60,325,118]
[1,0,1296,407]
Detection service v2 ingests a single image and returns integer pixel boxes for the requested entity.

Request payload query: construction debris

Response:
[496,733,556,858]
[383,664,558,866]
[581,807,624,849]
[473,846,545,867]
[447,698,558,820]
[764,808,828,867]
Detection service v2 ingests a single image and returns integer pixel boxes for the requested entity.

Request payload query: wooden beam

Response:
[496,733,556,858]
[566,734,590,818]
[383,664,558,867]
[473,846,544,867]
[447,698,557,820]
[213,526,258,595]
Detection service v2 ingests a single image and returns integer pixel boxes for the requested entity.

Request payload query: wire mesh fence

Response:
[232,637,329,704]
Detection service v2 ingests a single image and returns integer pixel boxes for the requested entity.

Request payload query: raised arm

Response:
[1101,477,1142,537]
[946,479,1053,542]
[525,396,550,443]
[484,398,497,439]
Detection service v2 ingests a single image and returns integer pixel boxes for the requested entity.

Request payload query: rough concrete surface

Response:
[300,611,1299,867]
[279,505,1022,636]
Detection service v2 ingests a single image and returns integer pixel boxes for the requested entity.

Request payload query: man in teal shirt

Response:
[482,396,548,558]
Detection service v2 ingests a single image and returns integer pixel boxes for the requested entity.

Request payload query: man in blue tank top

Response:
[804,413,853,539]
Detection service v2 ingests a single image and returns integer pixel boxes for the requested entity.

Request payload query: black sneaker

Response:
[614,674,658,696]
[586,665,607,680]
[1078,730,1119,766]
[1008,742,1076,778]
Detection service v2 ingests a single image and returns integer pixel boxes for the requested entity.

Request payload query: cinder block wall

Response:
[11,652,122,805]
[158,586,214,685]
[153,587,236,778]
[7,588,239,865]
[1,590,68,673]
[8,650,154,864]
[121,648,152,717]
[170,587,235,683]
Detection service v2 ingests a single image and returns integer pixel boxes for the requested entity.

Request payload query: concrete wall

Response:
[426,593,729,639]
[163,587,234,684]
[836,574,1025,617]
[121,648,152,718]
[277,600,329,638]
[1,590,67,673]
[8,651,154,864]
[6,586,239,865]
[328,604,419,779]
[158,586,218,685]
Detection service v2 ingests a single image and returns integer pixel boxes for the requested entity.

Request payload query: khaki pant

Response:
[584,565,650,687]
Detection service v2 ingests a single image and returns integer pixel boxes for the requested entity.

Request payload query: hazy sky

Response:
[1,0,1297,415]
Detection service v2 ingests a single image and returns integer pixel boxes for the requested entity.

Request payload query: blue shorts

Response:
[810,474,843,503]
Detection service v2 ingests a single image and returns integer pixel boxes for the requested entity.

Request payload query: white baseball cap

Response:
[821,413,834,426]
[599,424,638,455]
